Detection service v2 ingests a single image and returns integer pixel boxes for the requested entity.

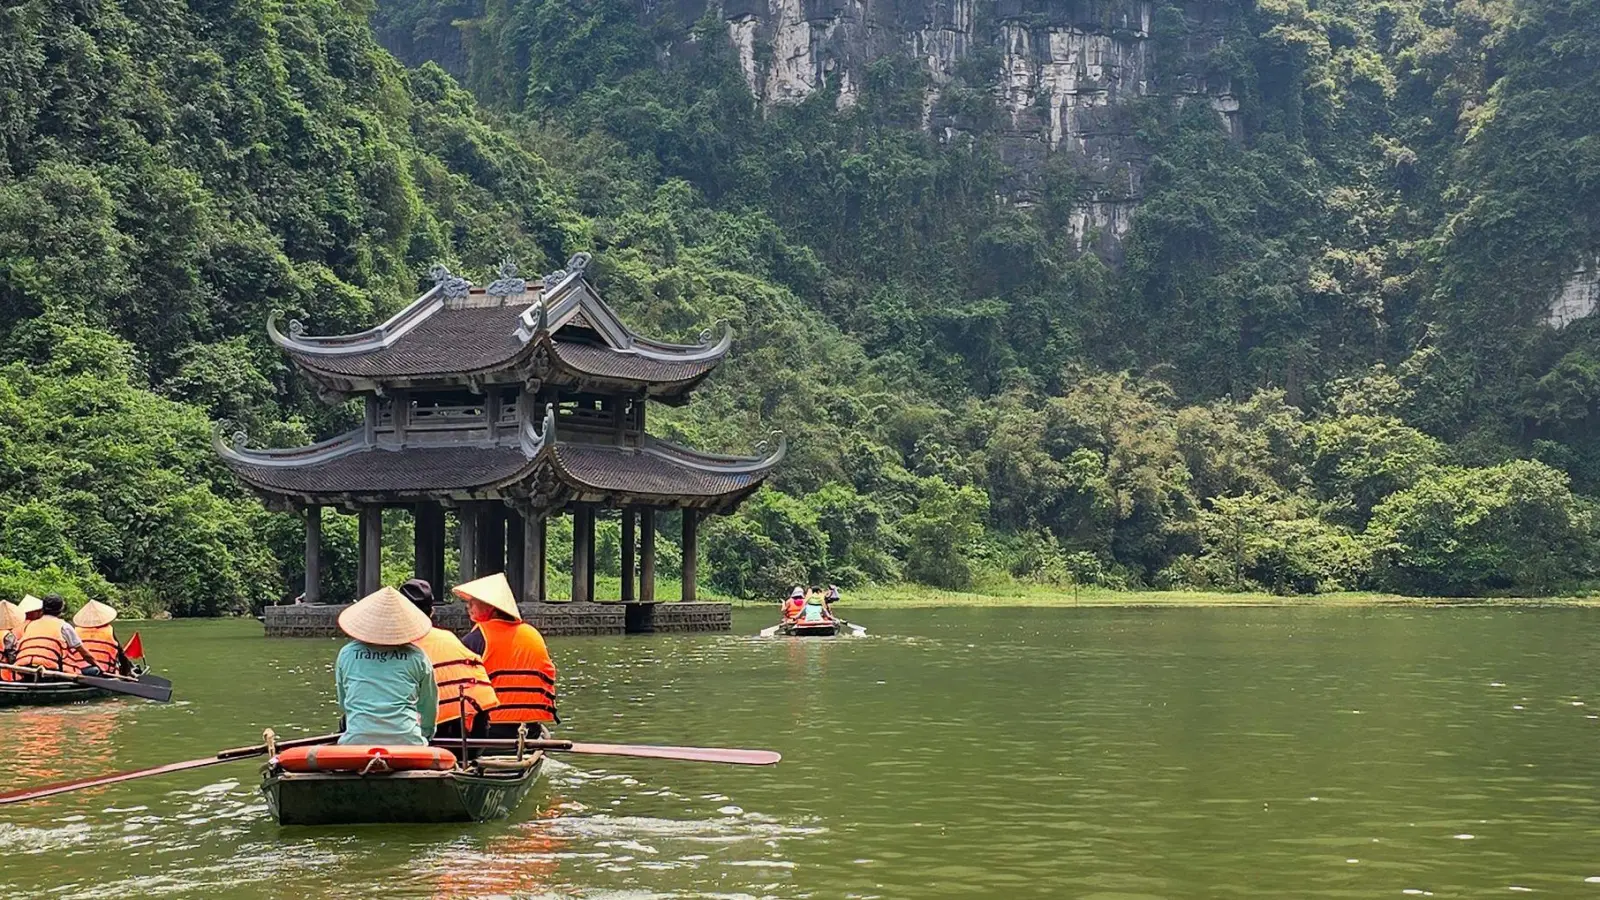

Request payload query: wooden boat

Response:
[0,680,109,707]
[778,619,840,637]
[261,732,549,826]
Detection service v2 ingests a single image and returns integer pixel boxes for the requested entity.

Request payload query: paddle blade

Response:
[124,632,144,660]
[78,672,172,702]
[758,625,781,637]
[565,742,782,766]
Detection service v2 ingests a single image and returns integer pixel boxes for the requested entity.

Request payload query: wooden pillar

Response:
[639,509,656,603]
[358,506,382,598]
[414,502,445,595]
[571,507,592,603]
[477,504,506,576]
[505,508,525,601]
[304,506,322,603]
[585,509,597,603]
[458,503,479,583]
[621,508,636,603]
[523,513,545,605]
[681,509,698,603]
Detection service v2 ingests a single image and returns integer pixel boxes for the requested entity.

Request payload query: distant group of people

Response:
[0,594,133,679]
[332,572,558,747]
[782,585,839,623]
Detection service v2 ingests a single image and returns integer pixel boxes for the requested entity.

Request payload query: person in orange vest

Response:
[782,586,805,621]
[72,599,131,676]
[8,594,100,679]
[0,598,23,663]
[399,578,500,742]
[455,573,557,737]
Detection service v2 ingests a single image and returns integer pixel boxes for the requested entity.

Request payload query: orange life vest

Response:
[415,627,500,725]
[476,618,558,724]
[13,616,70,675]
[783,598,804,620]
[74,624,119,673]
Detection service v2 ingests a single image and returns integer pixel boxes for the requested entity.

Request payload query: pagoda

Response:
[216,254,782,633]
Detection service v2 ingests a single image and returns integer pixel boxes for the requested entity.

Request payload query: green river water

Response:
[3,607,1600,898]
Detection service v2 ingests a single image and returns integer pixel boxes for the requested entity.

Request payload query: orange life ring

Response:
[274,744,457,773]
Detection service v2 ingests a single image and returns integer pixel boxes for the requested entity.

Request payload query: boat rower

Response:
[72,599,131,676]
[4,594,101,680]
[400,578,500,742]
[333,587,438,746]
[455,573,558,737]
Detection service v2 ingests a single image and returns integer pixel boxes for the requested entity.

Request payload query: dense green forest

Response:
[2,0,1598,614]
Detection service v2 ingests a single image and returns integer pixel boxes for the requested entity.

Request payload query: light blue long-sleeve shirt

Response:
[334,640,437,746]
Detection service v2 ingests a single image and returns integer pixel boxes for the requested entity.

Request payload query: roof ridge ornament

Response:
[541,252,591,291]
[699,319,730,346]
[485,258,527,303]
[428,264,472,300]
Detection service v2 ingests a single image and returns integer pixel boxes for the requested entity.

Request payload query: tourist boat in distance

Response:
[0,670,171,707]
[261,729,549,826]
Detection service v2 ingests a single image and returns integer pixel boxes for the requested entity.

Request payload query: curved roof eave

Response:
[266,286,446,357]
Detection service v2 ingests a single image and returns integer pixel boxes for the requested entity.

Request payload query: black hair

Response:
[400,578,435,616]
[42,594,64,615]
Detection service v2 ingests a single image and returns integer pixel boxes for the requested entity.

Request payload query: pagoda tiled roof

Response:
[213,412,782,510]
[267,257,730,399]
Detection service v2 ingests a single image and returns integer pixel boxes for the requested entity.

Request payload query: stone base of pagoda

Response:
[261,601,731,637]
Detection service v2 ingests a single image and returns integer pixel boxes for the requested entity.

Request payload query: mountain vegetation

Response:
[2,0,1598,614]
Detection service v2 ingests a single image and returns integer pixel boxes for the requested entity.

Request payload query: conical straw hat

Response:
[452,573,520,621]
[338,587,433,646]
[16,595,42,615]
[0,601,22,633]
[73,599,118,628]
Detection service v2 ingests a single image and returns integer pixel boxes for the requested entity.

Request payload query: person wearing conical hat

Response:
[400,578,500,743]
[6,594,101,680]
[0,599,23,663]
[782,586,805,622]
[456,573,558,736]
[333,587,438,746]
[72,599,130,676]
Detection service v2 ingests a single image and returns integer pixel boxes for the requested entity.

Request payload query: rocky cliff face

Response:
[376,0,1240,256]
[701,0,1239,255]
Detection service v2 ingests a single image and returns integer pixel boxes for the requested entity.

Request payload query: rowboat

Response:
[261,729,549,826]
[0,680,109,706]
[778,620,839,637]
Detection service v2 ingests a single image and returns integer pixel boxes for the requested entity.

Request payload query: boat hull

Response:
[0,681,110,707]
[262,756,545,825]
[779,621,839,637]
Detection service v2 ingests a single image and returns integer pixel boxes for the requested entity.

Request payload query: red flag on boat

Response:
[123,632,144,660]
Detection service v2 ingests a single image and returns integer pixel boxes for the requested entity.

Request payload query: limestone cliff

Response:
[703,0,1239,254]
[375,0,1240,257]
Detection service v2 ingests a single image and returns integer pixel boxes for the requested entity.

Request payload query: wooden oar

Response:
[0,662,172,702]
[835,617,867,636]
[0,732,341,805]
[435,737,781,766]
[758,623,782,637]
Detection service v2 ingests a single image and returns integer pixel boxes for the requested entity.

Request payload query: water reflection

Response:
[425,804,565,899]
